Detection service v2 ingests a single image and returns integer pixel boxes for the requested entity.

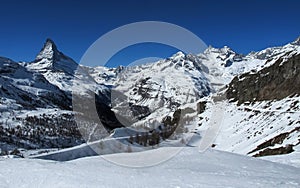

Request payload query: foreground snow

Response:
[262,145,300,168]
[1,147,299,188]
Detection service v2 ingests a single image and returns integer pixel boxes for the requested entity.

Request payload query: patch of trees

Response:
[0,114,85,151]
[128,109,191,147]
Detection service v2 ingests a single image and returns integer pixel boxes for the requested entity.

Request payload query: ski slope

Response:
[198,101,225,152]
[0,147,299,188]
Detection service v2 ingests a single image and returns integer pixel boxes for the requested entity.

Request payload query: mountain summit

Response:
[35,38,60,61]
[28,39,78,75]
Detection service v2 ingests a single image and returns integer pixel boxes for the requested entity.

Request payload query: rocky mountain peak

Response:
[28,39,78,73]
[170,51,186,60]
[35,38,60,61]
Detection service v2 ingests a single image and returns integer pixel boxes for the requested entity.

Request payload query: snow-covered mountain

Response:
[0,39,115,151]
[26,39,109,97]
[198,37,300,88]
[196,37,300,164]
[109,52,211,131]
[0,36,299,169]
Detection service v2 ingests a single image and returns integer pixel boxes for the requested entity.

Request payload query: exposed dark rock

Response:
[248,127,300,157]
[248,132,290,154]
[226,53,300,105]
[225,60,233,67]
[253,145,294,157]
[130,105,151,120]
[197,101,207,114]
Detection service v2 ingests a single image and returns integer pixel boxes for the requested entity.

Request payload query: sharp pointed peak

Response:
[44,38,59,51]
[35,38,60,61]
[29,39,78,72]
[45,38,57,46]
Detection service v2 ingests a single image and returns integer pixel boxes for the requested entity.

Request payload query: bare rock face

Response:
[253,145,294,157]
[226,53,300,105]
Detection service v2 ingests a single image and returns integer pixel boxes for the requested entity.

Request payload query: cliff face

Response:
[226,53,300,104]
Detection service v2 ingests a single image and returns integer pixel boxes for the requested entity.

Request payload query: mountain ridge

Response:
[0,37,299,163]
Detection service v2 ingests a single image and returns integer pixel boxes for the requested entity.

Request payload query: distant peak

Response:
[291,36,300,45]
[35,38,60,61]
[220,45,235,53]
[171,51,185,59]
[175,51,185,56]
[204,45,236,54]
[29,39,78,71]
[222,45,230,50]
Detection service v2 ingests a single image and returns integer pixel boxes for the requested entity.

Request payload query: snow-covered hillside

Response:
[110,52,211,130]
[196,96,300,165]
[194,38,300,165]
[1,147,300,188]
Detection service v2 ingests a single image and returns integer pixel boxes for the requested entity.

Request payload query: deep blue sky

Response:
[0,0,300,67]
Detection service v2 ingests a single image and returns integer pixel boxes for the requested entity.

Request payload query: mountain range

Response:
[0,37,299,167]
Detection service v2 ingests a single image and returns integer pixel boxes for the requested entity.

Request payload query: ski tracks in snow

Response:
[198,101,226,152]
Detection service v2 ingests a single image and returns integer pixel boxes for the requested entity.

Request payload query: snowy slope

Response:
[198,97,300,155]
[262,144,300,168]
[194,37,300,164]
[110,52,211,130]
[0,147,299,188]
[0,56,70,110]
